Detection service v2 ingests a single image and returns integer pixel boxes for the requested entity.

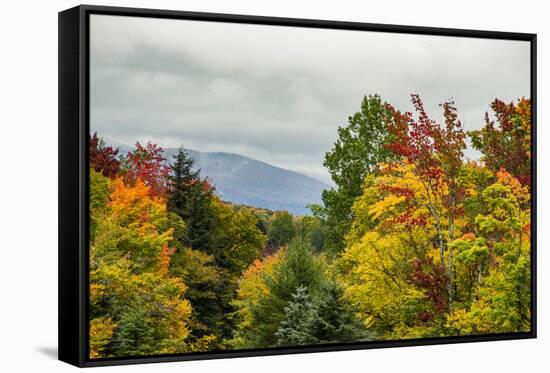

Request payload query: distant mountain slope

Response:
[113,142,330,215]
[162,148,330,216]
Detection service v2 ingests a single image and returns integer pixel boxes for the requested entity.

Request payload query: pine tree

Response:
[248,239,325,347]
[167,147,216,253]
[310,280,370,343]
[275,282,369,347]
[167,147,200,213]
[167,147,224,341]
[110,301,156,357]
[276,285,319,345]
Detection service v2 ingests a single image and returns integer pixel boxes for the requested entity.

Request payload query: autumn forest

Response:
[89,94,532,358]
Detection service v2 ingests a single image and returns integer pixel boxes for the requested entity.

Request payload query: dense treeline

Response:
[316,94,531,338]
[89,93,531,358]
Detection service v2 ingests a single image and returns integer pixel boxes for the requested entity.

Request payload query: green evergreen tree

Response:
[167,147,216,254]
[167,147,224,342]
[276,282,369,347]
[168,148,267,346]
[110,302,157,357]
[275,285,319,345]
[309,280,370,343]
[247,239,325,347]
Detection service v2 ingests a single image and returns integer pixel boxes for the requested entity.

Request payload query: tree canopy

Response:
[88,93,531,358]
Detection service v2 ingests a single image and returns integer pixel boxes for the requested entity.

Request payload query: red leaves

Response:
[384,94,467,225]
[123,142,170,198]
[384,95,466,183]
[490,99,516,132]
[471,98,531,187]
[417,311,432,323]
[380,185,415,200]
[384,95,450,185]
[410,257,447,313]
[392,212,427,227]
[438,101,466,178]
[187,178,215,194]
[201,179,214,193]
[89,132,121,178]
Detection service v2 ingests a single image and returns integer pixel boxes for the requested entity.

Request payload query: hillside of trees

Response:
[113,146,330,215]
[88,93,531,358]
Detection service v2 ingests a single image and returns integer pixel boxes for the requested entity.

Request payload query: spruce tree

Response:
[167,147,200,213]
[167,147,224,341]
[167,147,216,253]
[310,280,370,343]
[248,239,325,347]
[275,285,319,346]
[275,281,370,347]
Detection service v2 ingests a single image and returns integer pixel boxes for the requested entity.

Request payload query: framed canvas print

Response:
[58,5,537,367]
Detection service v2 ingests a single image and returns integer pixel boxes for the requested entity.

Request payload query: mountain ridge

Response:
[116,143,330,216]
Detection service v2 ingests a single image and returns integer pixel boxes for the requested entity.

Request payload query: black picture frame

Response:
[58,4,537,367]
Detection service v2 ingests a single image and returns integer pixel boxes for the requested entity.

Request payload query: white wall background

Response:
[0,0,546,371]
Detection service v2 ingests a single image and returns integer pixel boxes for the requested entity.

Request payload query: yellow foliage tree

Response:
[89,172,199,357]
[89,317,116,358]
[336,228,442,339]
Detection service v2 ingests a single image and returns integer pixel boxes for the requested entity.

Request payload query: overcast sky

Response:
[90,15,530,184]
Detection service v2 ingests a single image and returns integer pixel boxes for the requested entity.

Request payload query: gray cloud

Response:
[90,15,530,184]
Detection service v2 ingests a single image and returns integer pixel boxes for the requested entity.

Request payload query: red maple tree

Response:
[89,132,120,178]
[122,142,170,198]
